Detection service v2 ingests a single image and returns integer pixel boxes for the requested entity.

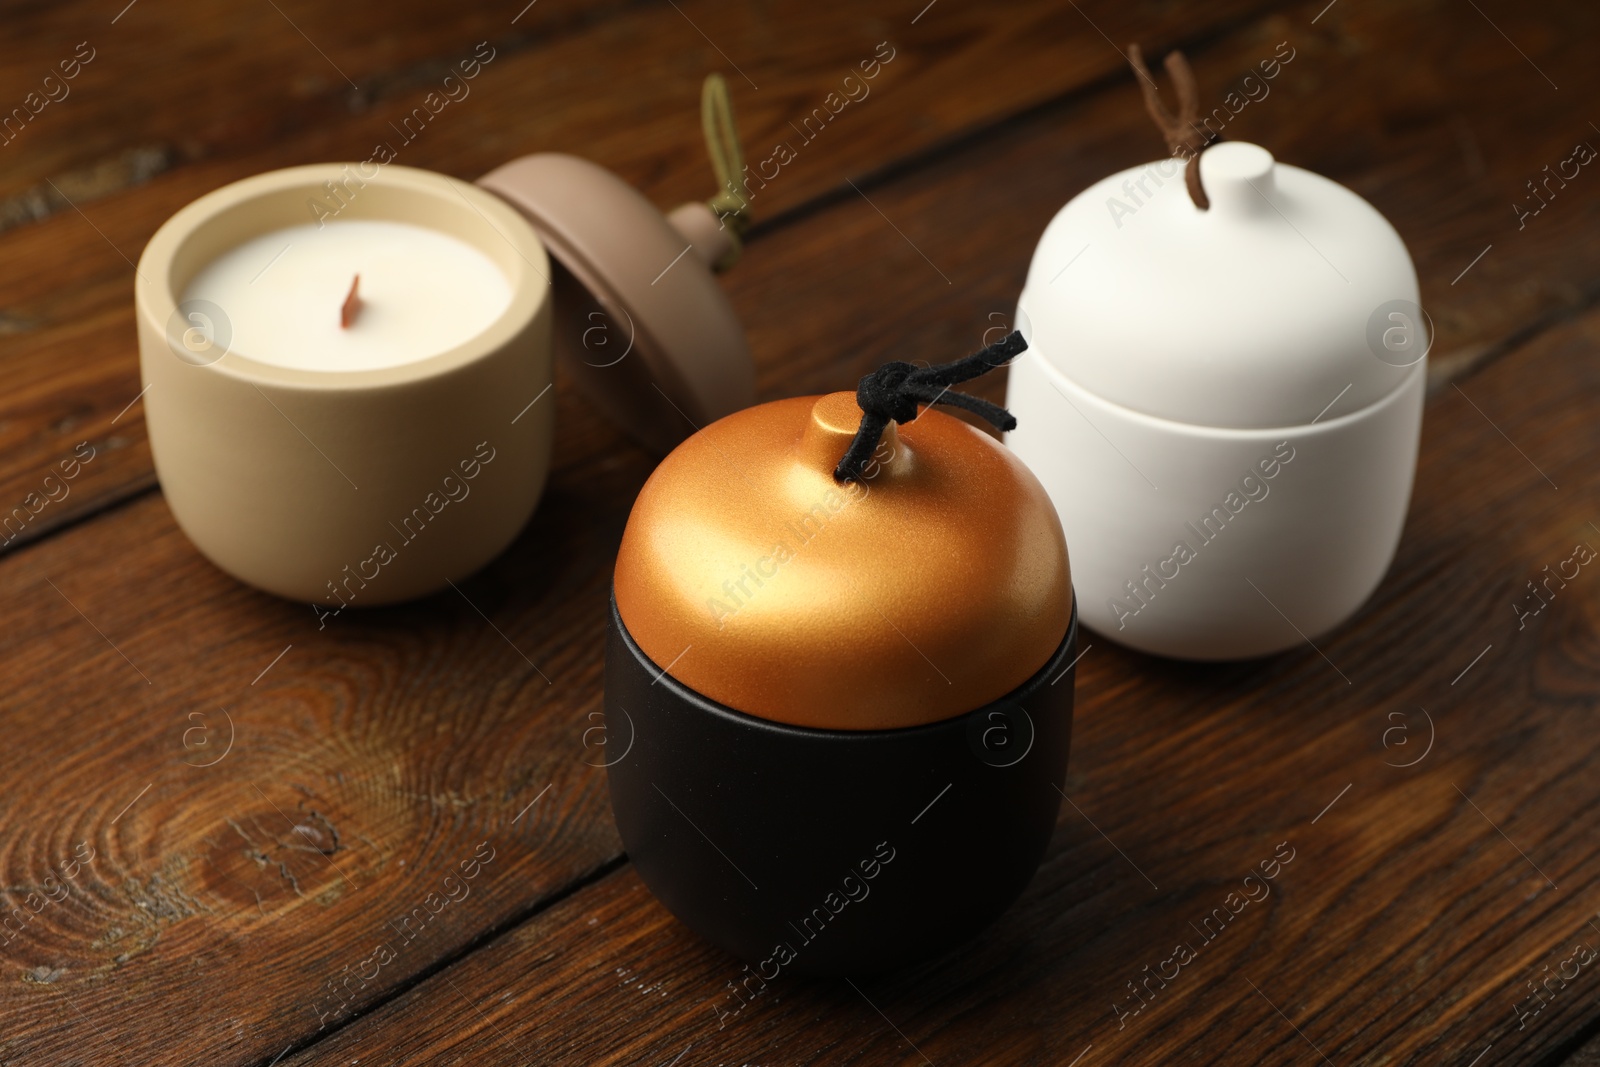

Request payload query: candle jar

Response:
[1005,141,1425,660]
[605,384,1078,975]
[138,77,757,606]
[136,163,552,605]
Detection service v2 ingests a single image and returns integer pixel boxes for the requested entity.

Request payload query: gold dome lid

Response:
[612,337,1072,731]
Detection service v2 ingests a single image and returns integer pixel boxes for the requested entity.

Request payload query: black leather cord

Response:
[833,331,1027,482]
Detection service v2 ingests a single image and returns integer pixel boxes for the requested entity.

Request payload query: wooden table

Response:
[3,1,1598,1063]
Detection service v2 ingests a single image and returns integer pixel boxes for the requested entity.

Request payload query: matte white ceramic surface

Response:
[1006,345,1423,660]
[1007,142,1425,659]
[1018,143,1419,428]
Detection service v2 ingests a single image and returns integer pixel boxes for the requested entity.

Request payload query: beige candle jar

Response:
[135,163,553,607]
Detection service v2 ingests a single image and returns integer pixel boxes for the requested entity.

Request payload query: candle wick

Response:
[340,274,362,329]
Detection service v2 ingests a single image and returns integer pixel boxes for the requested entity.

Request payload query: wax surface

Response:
[181,220,512,371]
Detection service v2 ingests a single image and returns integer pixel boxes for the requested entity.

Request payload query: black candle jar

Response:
[604,340,1077,975]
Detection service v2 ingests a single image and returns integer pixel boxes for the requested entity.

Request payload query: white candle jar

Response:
[1005,142,1425,660]
[136,164,552,606]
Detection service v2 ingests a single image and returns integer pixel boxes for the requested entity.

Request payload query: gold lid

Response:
[613,390,1072,731]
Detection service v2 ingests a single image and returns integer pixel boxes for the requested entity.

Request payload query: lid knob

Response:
[1199,142,1278,217]
[800,391,904,474]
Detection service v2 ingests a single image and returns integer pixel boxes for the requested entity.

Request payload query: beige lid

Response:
[476,76,756,454]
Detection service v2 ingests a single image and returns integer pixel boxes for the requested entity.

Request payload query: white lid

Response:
[1018,142,1423,428]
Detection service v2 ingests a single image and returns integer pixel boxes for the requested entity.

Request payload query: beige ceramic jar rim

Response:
[135,162,549,391]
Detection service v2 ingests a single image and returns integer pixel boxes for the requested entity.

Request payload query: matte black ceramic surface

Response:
[604,594,1077,976]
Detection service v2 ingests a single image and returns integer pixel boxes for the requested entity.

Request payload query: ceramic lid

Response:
[1018,141,1423,428]
[476,76,756,454]
[478,153,754,454]
[612,390,1073,731]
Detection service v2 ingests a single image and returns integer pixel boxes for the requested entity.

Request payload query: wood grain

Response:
[278,294,1600,1067]
[0,0,645,208]
[1571,1032,1600,1066]
[0,382,636,1066]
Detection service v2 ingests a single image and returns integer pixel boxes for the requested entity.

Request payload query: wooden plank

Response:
[0,0,644,210]
[274,294,1600,1067]
[0,0,1293,555]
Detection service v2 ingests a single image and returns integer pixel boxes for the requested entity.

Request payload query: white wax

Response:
[181,220,512,372]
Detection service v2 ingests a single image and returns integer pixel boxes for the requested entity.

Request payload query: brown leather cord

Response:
[1127,43,1219,210]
